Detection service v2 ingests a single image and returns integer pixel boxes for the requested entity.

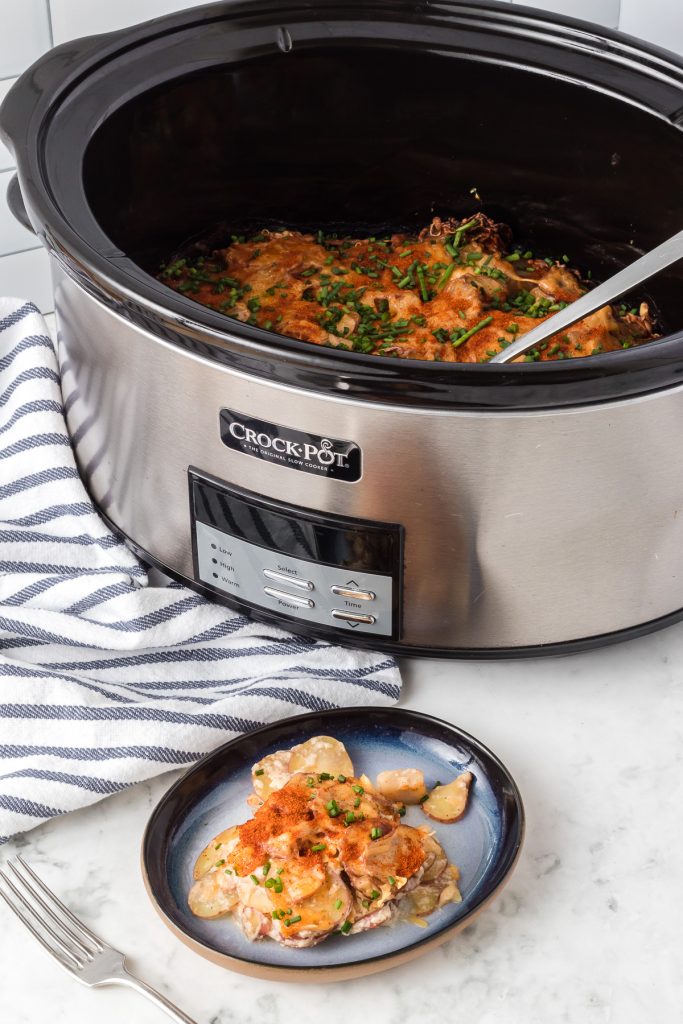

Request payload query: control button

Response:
[331,609,376,626]
[264,586,315,609]
[263,569,314,591]
[330,585,376,601]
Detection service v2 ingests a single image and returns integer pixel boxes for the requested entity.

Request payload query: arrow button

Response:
[331,609,376,627]
[330,585,376,602]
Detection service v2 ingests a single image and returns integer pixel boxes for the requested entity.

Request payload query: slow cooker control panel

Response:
[189,470,402,639]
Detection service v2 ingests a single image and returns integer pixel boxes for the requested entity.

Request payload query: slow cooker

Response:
[3,0,683,657]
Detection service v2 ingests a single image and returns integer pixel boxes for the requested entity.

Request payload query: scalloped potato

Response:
[187,738,464,948]
[193,825,239,881]
[376,768,427,805]
[288,735,354,776]
[421,772,473,823]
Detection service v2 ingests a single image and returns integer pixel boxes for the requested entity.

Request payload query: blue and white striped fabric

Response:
[0,298,401,844]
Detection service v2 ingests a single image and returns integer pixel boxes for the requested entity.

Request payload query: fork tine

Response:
[7,861,95,960]
[0,873,81,969]
[14,855,103,952]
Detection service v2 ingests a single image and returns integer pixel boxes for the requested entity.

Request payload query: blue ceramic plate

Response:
[142,708,524,981]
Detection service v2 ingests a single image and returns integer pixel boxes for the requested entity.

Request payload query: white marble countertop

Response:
[2,628,682,1024]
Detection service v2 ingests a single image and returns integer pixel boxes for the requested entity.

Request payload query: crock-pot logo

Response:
[219,410,361,482]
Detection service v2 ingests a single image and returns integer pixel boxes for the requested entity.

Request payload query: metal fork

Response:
[0,855,198,1023]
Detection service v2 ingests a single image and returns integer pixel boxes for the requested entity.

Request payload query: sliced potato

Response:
[358,772,375,793]
[188,872,239,919]
[421,771,473,824]
[251,748,293,800]
[276,867,352,937]
[438,882,462,907]
[404,884,440,917]
[419,831,449,882]
[288,735,354,777]
[376,768,427,805]
[193,825,239,881]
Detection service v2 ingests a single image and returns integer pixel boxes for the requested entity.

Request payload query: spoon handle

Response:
[489,229,683,364]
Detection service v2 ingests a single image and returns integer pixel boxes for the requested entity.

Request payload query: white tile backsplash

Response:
[513,0,621,28]
[619,0,683,55]
[50,0,212,44]
[0,246,53,311]
[0,0,52,78]
[0,78,17,171]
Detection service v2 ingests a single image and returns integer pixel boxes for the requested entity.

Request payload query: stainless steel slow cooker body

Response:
[3,0,683,656]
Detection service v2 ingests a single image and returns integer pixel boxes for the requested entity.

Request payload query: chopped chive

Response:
[214,859,225,867]
[419,794,429,803]
[452,315,493,349]
[335,898,343,910]
[416,264,429,302]
[436,263,456,291]
[397,805,406,817]
[250,874,260,885]
[318,772,334,781]
[263,861,271,876]
[352,785,364,795]
[284,915,302,927]
[224,868,233,875]
[337,774,347,783]
[369,889,380,900]
[254,768,265,776]
[452,218,478,250]
[340,920,352,935]
[345,811,356,824]
[311,842,327,852]
[388,876,396,886]
[307,777,315,786]
[505,252,520,262]
[214,844,222,850]
[354,797,361,808]
[370,827,383,840]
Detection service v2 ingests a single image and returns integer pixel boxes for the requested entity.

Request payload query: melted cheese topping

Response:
[160,215,658,363]
[188,772,458,945]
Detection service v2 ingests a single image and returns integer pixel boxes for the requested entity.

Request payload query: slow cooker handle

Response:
[6,174,35,234]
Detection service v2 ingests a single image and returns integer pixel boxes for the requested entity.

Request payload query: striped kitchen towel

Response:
[0,298,401,844]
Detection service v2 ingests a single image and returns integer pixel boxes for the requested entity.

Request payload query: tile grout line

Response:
[0,243,43,258]
[44,0,55,48]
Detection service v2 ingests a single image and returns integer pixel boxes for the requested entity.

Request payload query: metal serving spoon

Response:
[488,228,683,364]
